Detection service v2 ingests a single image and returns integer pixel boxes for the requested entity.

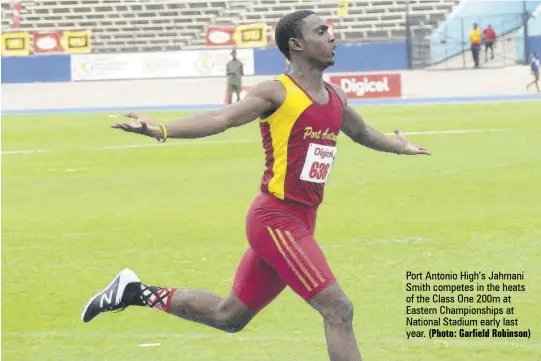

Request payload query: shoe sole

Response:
[80,268,141,322]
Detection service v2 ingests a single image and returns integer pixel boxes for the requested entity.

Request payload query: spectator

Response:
[469,23,481,68]
[226,49,244,104]
[526,49,540,92]
[483,24,496,62]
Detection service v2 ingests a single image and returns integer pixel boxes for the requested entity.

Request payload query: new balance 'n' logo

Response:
[100,290,114,308]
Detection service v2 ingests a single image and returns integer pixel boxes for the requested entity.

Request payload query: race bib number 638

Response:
[300,143,338,184]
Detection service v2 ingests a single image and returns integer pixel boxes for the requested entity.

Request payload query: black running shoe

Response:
[81,268,141,323]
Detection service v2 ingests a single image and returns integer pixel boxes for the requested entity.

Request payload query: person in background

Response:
[526,49,540,92]
[469,23,481,68]
[226,49,244,104]
[482,24,496,62]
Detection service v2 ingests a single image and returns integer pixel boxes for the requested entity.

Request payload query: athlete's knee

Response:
[311,284,354,325]
[326,295,354,325]
[214,309,250,333]
[213,296,254,333]
[215,315,247,333]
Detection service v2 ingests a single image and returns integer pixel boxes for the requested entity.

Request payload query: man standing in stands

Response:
[226,49,244,104]
[482,24,496,62]
[469,23,481,68]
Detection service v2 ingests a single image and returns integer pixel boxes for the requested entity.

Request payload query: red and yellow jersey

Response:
[259,74,344,208]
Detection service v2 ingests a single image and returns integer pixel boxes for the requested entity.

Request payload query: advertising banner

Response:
[1,31,30,56]
[329,73,402,99]
[206,24,236,46]
[61,30,91,53]
[206,23,268,47]
[33,31,63,53]
[71,49,255,81]
[235,22,268,47]
[2,30,90,56]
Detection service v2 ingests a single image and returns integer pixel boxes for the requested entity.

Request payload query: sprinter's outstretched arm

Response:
[111,81,285,141]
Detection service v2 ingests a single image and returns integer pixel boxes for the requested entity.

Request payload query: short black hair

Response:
[275,10,315,60]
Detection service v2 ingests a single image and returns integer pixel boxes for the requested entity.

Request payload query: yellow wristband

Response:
[159,123,168,141]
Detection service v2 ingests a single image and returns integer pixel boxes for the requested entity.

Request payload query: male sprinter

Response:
[81,10,429,361]
[526,49,540,92]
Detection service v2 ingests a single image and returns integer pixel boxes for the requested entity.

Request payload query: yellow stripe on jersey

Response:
[276,229,318,288]
[263,74,312,200]
[267,227,312,291]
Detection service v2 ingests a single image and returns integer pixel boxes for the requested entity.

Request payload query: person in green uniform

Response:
[226,49,244,104]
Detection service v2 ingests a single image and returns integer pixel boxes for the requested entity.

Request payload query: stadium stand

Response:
[1,0,459,53]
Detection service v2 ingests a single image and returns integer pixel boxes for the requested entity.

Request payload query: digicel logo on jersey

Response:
[314,146,335,160]
[329,73,402,99]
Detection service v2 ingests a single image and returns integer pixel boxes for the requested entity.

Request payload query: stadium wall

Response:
[0,42,407,84]
[254,42,407,75]
[2,66,534,112]
[1,54,71,83]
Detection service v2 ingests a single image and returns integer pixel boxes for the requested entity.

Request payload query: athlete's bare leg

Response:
[166,246,285,332]
[126,284,255,332]
[310,283,362,361]
[526,76,540,92]
[81,268,256,331]
[168,290,255,332]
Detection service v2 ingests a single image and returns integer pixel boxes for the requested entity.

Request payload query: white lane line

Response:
[1,129,506,155]
[1,149,52,155]
[138,343,161,347]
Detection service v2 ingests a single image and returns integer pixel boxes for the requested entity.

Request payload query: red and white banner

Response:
[206,24,236,46]
[206,23,268,47]
[11,1,22,28]
[329,73,402,99]
[33,31,63,53]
